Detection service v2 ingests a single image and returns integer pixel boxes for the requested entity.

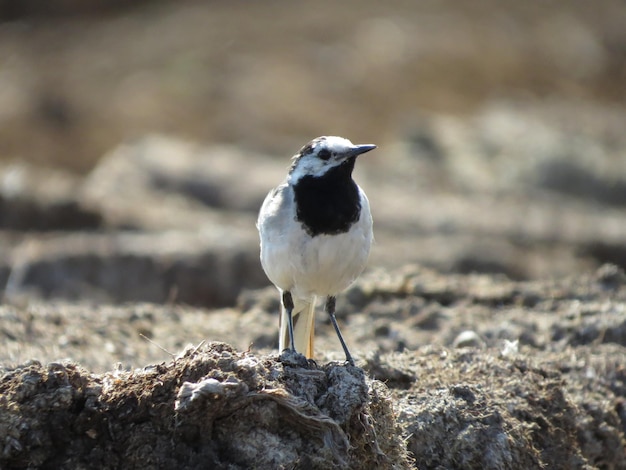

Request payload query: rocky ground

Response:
[1,1,626,468]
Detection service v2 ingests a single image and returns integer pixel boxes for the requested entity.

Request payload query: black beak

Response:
[346,144,376,158]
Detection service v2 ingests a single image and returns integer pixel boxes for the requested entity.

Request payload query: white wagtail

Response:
[257,136,376,365]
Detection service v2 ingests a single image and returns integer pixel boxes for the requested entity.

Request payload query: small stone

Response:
[452,330,485,349]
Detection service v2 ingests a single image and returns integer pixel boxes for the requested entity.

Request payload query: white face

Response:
[288,136,371,183]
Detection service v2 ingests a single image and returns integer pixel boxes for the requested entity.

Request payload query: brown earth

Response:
[1,1,626,468]
[1,265,626,468]
[1,0,625,172]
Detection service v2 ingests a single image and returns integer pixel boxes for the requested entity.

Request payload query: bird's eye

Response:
[318,149,332,161]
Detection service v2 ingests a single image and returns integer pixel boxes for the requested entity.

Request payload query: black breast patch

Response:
[293,158,361,237]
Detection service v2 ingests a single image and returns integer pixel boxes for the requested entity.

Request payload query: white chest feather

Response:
[258,185,373,300]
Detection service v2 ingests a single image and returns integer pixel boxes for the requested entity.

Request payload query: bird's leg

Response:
[325,296,354,365]
[282,291,296,352]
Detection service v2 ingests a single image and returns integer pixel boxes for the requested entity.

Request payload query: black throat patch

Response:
[293,157,361,237]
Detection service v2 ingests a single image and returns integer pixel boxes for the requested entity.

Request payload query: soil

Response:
[1,1,626,468]
[1,265,626,469]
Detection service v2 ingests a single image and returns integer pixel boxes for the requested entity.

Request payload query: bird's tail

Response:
[279,295,316,358]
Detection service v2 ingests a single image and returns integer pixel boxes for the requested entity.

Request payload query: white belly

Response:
[293,223,371,297]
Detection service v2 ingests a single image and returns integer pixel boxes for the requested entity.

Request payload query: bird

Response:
[257,136,376,365]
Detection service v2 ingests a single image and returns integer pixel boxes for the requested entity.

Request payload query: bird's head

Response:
[288,136,376,183]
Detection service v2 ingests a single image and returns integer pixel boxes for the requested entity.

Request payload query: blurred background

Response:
[1,0,626,307]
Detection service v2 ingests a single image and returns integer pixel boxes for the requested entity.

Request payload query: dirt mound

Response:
[0,343,410,469]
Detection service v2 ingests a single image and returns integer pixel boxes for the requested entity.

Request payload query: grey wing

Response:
[257,182,294,235]
[257,183,299,290]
